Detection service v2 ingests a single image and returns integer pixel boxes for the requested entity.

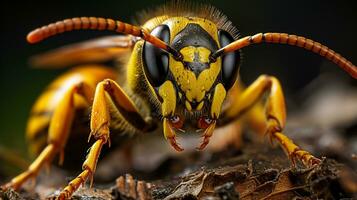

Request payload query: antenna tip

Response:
[27,29,43,44]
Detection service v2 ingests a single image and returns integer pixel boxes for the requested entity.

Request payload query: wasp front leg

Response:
[222,75,320,167]
[57,79,152,200]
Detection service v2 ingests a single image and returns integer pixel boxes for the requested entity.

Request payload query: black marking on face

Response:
[171,23,218,52]
[183,61,209,77]
[171,23,218,76]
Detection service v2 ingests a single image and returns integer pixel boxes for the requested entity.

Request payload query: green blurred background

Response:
[0,0,356,173]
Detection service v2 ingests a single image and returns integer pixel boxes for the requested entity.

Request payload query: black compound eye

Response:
[143,25,170,87]
[219,30,241,89]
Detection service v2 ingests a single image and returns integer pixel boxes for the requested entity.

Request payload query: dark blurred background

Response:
[0,0,356,169]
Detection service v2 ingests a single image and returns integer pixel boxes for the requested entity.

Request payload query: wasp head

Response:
[142,17,240,151]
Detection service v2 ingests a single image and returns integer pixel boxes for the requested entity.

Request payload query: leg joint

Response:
[102,79,113,91]
[266,118,283,135]
[259,74,274,89]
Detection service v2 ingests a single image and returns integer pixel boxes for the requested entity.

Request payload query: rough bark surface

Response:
[1,143,356,200]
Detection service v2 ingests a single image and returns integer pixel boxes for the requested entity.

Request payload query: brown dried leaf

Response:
[164,164,252,200]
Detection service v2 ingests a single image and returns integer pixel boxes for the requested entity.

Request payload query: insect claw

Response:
[196,136,210,151]
[163,118,184,151]
[196,122,216,151]
[309,157,321,166]
[168,136,184,152]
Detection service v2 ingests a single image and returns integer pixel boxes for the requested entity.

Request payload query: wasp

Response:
[1,2,356,199]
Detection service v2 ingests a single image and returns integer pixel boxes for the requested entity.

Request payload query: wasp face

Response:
[143,17,240,151]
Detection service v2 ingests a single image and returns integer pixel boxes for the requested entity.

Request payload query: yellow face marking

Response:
[159,80,176,117]
[211,83,227,118]
[185,100,192,112]
[162,16,222,111]
[180,46,211,63]
[169,47,221,104]
[196,101,204,111]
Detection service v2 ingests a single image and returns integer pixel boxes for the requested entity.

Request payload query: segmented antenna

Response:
[27,17,181,59]
[211,33,357,79]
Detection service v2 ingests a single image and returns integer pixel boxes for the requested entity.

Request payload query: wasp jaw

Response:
[163,118,184,152]
[196,135,211,150]
[196,121,216,151]
[168,136,184,152]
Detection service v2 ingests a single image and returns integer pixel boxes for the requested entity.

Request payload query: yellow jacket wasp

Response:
[2,2,356,199]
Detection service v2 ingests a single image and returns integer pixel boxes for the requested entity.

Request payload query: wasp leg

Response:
[210,82,267,151]
[221,75,320,167]
[1,81,94,190]
[57,79,152,200]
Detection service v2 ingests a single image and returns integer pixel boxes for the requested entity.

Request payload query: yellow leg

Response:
[222,75,320,167]
[208,82,245,150]
[210,81,266,150]
[245,103,267,137]
[1,82,93,190]
[58,139,104,199]
[57,79,151,199]
[224,81,267,136]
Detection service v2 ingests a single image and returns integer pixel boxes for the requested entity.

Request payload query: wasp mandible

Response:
[2,2,356,199]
